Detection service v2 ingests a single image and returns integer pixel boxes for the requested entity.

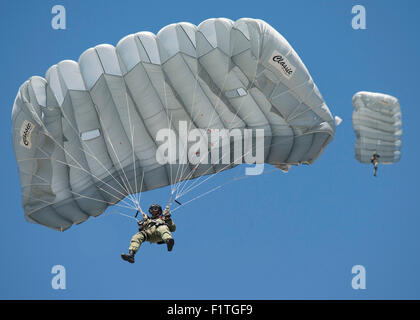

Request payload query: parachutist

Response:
[121,204,176,264]
[370,153,380,177]
[352,92,401,175]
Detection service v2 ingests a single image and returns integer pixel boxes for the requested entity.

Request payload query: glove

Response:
[163,205,171,216]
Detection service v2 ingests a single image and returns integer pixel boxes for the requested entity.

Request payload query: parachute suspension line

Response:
[175,128,236,198]
[58,108,134,202]
[28,182,148,216]
[175,138,248,200]
[59,108,133,199]
[14,143,132,212]
[166,189,176,208]
[55,160,135,209]
[104,209,140,222]
[101,127,137,205]
[172,163,281,214]
[25,107,132,208]
[25,194,56,207]
[174,161,204,199]
[136,170,145,211]
[173,115,233,198]
[125,91,140,210]
[70,191,139,211]
[115,211,140,222]
[101,124,138,206]
[175,139,251,199]
[176,136,289,200]
[94,102,139,207]
[58,141,132,205]
[174,144,281,210]
[34,144,52,158]
[171,185,222,213]
[24,165,51,185]
[23,195,68,217]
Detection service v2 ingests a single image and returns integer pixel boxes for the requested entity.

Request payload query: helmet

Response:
[149,204,162,216]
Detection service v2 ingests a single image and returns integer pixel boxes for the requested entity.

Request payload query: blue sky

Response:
[0,0,419,299]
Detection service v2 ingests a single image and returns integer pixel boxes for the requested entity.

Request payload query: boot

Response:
[166,239,175,252]
[121,250,136,263]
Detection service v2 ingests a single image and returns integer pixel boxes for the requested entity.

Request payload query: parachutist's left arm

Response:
[166,218,176,232]
[163,207,176,232]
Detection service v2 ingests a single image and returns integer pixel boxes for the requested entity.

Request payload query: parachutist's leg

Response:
[156,225,174,252]
[121,250,136,264]
[129,231,147,252]
[166,239,175,252]
[121,231,147,263]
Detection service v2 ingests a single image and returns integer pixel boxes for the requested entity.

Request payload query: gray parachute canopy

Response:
[12,18,335,231]
[352,91,402,164]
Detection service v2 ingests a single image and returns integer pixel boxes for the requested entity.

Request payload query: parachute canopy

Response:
[352,91,402,164]
[12,18,335,231]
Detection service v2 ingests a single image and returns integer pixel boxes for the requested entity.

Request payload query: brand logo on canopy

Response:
[20,120,34,149]
[269,50,296,79]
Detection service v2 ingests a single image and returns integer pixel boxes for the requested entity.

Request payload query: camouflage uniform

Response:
[129,215,176,253]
